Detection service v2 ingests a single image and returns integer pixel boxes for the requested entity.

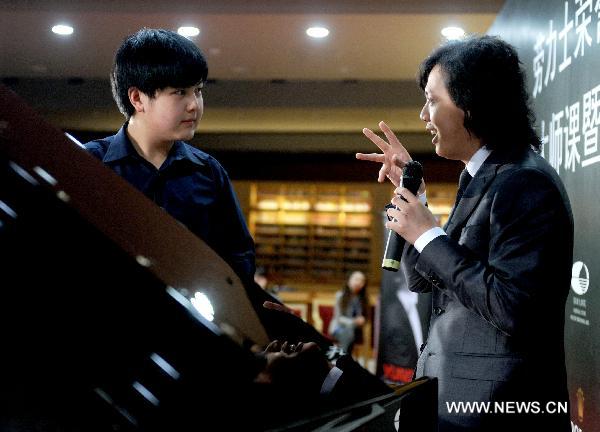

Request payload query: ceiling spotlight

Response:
[306,27,330,39]
[441,26,466,40]
[51,24,74,36]
[178,26,200,37]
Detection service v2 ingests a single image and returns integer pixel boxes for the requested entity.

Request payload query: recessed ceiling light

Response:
[306,27,330,39]
[441,26,466,40]
[178,26,200,37]
[51,24,74,36]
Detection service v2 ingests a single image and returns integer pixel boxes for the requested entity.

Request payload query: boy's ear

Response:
[128,87,145,114]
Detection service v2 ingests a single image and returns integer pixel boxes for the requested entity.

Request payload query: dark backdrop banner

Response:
[491,1,600,430]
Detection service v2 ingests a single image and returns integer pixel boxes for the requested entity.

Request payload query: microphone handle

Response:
[381,176,422,272]
[382,228,404,271]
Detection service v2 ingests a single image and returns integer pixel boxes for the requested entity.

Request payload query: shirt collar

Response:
[465,146,492,177]
[102,124,135,163]
[168,140,206,167]
[103,123,205,167]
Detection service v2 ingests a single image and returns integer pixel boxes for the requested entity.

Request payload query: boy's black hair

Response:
[418,35,541,153]
[111,28,208,119]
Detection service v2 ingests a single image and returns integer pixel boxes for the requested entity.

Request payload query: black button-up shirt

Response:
[84,124,255,280]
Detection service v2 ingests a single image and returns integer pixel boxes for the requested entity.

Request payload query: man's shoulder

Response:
[495,149,560,186]
[492,149,571,210]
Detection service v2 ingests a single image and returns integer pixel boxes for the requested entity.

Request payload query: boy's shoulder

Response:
[83,134,119,159]
[179,141,223,170]
[82,133,226,174]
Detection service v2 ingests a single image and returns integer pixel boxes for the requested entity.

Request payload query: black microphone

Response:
[382,160,423,271]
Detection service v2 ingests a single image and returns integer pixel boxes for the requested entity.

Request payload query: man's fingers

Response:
[387,207,402,220]
[391,154,407,168]
[379,121,412,162]
[265,340,281,352]
[362,128,391,153]
[378,164,389,183]
[388,201,407,218]
[385,209,404,231]
[281,341,292,354]
[386,173,401,188]
[379,121,403,149]
[394,187,418,203]
[263,301,293,315]
[356,152,385,163]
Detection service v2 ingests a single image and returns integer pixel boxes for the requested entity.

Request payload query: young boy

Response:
[85,28,255,281]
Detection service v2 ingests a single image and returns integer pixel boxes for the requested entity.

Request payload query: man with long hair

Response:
[358,35,573,431]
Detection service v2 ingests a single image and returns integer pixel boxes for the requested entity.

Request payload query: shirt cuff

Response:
[320,366,344,395]
[414,227,446,253]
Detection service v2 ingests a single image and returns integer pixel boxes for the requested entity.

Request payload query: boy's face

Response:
[138,83,204,143]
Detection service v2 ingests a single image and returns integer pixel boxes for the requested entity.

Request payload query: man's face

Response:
[140,83,204,143]
[420,65,481,162]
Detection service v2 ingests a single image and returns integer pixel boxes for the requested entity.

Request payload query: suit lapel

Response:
[444,155,503,237]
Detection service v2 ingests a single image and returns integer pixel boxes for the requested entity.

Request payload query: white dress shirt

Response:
[414,146,492,252]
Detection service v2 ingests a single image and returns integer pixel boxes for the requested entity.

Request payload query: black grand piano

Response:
[0,85,436,431]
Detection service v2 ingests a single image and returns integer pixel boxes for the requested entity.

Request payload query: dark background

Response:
[492,1,600,429]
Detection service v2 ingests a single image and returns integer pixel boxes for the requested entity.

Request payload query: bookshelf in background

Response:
[249,183,373,285]
[234,180,455,290]
[425,183,455,227]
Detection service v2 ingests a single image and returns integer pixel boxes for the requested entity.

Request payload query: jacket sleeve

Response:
[401,243,432,293]
[411,169,572,337]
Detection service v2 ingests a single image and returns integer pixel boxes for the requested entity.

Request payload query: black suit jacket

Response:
[403,149,573,431]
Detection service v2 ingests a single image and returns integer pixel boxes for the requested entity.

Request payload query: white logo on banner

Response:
[571,261,590,295]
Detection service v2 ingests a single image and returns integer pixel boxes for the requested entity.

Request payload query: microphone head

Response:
[403,160,423,179]
[401,160,423,195]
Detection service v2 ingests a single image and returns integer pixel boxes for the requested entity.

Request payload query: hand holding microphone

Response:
[382,161,424,271]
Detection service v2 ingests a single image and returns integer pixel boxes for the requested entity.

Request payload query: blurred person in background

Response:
[329,271,369,355]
